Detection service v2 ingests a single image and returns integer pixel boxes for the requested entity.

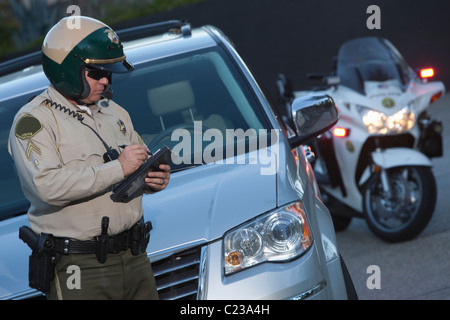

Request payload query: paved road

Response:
[336,92,450,300]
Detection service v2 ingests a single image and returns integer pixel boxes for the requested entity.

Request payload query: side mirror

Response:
[325,75,341,86]
[288,94,339,148]
[306,73,341,87]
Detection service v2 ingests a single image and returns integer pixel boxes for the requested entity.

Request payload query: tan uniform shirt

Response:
[8,86,145,240]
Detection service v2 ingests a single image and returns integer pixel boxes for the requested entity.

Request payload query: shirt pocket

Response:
[59,139,104,167]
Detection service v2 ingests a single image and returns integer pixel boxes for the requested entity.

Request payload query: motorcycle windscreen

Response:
[336,37,413,94]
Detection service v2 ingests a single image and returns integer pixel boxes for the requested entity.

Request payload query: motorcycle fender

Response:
[371,148,432,169]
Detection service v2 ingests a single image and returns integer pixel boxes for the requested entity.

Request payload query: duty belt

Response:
[19,217,152,293]
[54,217,152,258]
[54,228,132,255]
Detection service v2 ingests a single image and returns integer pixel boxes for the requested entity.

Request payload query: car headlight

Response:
[357,105,415,134]
[223,202,313,276]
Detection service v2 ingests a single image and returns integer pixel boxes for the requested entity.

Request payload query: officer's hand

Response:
[145,164,171,191]
[117,144,150,177]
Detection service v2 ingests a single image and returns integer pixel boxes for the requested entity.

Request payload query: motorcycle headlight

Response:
[357,105,415,134]
[223,202,313,276]
[387,106,415,133]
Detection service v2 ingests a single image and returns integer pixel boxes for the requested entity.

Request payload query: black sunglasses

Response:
[86,68,111,80]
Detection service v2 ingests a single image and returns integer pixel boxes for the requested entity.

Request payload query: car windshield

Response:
[337,37,413,94]
[112,46,272,170]
[0,46,273,219]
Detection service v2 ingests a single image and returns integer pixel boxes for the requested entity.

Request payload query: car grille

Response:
[151,246,203,300]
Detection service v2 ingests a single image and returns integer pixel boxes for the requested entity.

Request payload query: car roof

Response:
[0,21,222,102]
[124,26,219,66]
[0,66,48,102]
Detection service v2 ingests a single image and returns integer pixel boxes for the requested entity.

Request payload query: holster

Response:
[94,217,152,263]
[130,220,152,256]
[19,226,56,294]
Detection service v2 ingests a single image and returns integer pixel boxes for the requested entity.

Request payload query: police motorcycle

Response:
[277,37,445,242]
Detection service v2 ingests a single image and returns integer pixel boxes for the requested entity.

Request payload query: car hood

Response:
[143,160,277,259]
[0,154,278,298]
[0,214,35,299]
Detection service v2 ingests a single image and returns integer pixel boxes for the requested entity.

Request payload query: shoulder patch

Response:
[15,115,43,140]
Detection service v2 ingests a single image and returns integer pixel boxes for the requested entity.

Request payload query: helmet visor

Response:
[84,56,134,73]
[86,68,111,81]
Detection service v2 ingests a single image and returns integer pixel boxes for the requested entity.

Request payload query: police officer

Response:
[8,16,170,300]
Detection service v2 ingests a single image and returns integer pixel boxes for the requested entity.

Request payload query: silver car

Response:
[0,21,355,300]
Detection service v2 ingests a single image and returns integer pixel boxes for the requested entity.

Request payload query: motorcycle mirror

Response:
[288,94,339,149]
[325,75,341,86]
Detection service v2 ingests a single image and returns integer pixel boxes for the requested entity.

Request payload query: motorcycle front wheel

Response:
[363,166,436,242]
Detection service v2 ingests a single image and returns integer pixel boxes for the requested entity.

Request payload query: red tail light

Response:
[419,68,435,79]
[333,127,349,138]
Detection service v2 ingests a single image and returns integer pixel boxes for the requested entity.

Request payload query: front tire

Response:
[363,166,436,242]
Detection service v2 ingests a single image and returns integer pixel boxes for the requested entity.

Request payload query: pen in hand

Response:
[119,145,152,155]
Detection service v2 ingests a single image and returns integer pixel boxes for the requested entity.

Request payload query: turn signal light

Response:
[419,68,435,79]
[333,127,349,138]
[225,250,244,266]
[430,91,443,103]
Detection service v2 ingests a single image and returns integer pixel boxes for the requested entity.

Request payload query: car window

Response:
[112,47,273,169]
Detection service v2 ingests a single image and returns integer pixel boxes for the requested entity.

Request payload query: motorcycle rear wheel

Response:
[363,166,436,242]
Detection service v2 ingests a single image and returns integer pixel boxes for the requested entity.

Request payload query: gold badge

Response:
[105,29,119,44]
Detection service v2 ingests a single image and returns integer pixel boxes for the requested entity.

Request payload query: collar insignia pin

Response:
[117,119,126,135]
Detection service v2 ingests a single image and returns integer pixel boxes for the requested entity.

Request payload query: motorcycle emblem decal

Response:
[346,141,355,152]
[117,119,126,135]
[382,97,395,108]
